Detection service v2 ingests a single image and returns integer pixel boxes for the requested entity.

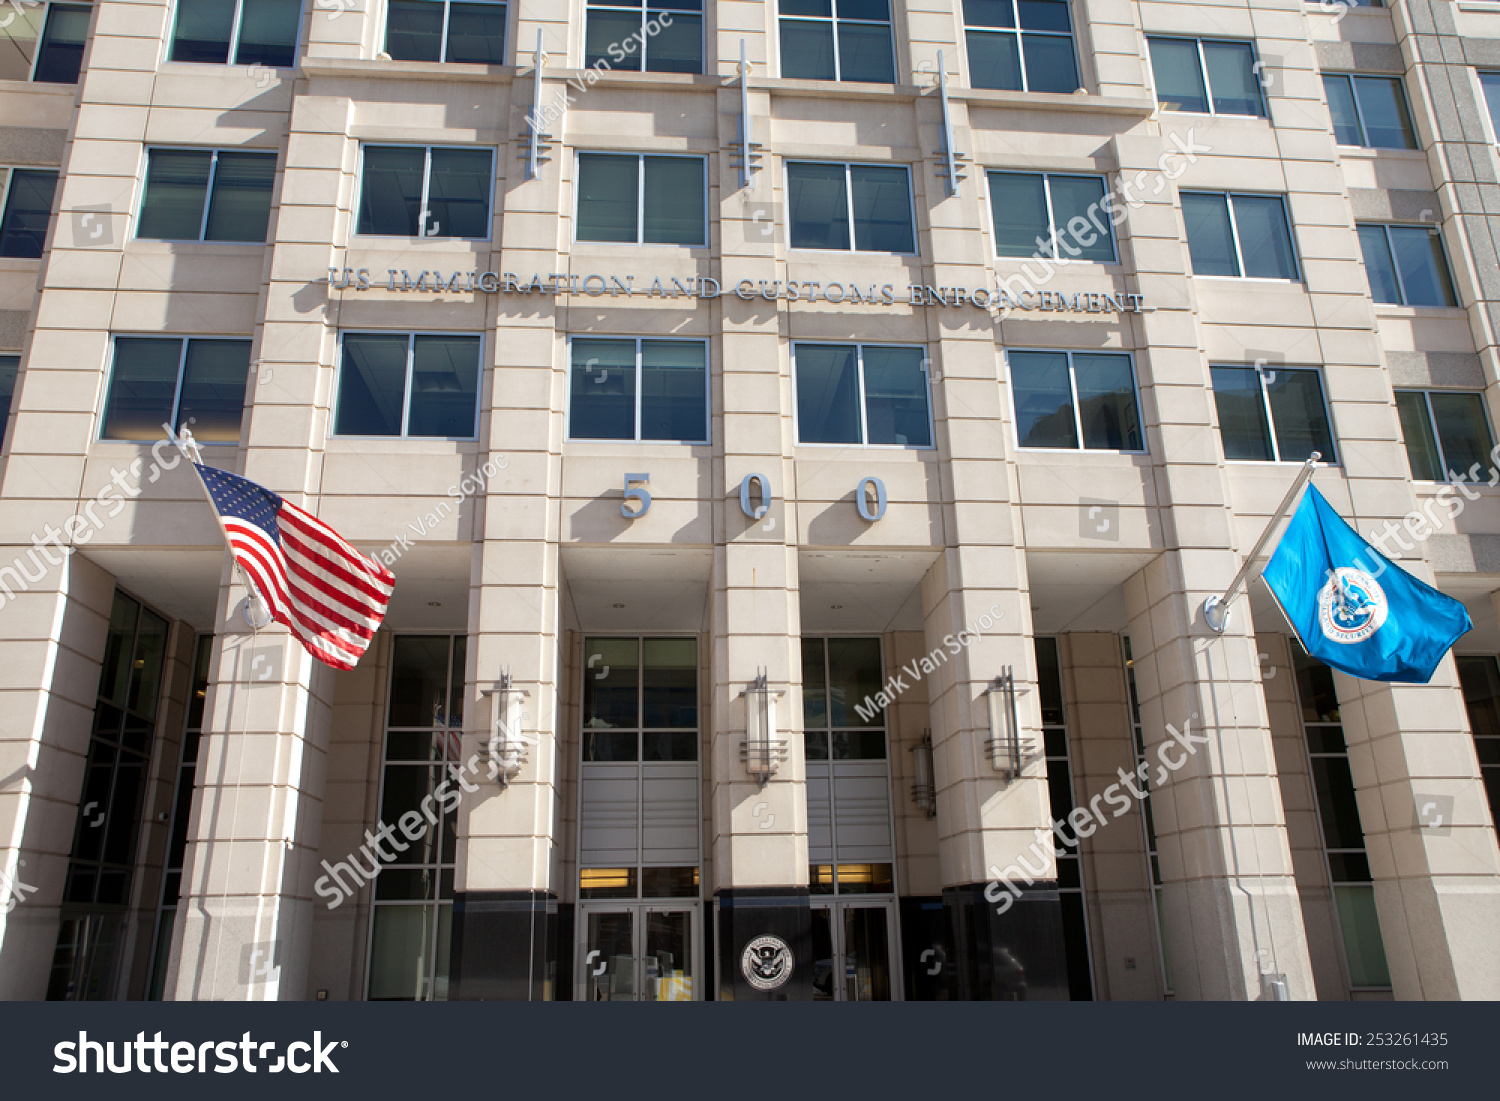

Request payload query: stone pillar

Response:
[1058,632,1164,1001]
[168,591,333,1001]
[1123,552,1316,1000]
[0,554,116,999]
[1333,650,1500,1000]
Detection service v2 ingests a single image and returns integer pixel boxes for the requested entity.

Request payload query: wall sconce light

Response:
[480,670,530,787]
[739,668,787,784]
[911,731,936,817]
[985,667,1031,780]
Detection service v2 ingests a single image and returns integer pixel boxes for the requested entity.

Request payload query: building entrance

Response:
[577,902,699,1001]
[810,898,898,1001]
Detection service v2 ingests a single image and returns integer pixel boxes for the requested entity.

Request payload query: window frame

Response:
[777,0,896,84]
[1356,222,1459,308]
[984,168,1117,263]
[1210,363,1338,465]
[1,0,92,83]
[134,146,278,244]
[0,165,58,259]
[790,340,936,450]
[166,0,306,69]
[1181,190,1302,282]
[1323,72,1417,149]
[354,143,496,241]
[99,334,252,443]
[571,150,709,248]
[332,330,484,440]
[563,334,712,445]
[363,632,467,1003]
[380,0,509,65]
[960,0,1079,94]
[584,0,705,75]
[783,159,917,256]
[1394,388,1497,483]
[1479,70,1500,146]
[1004,347,1147,454]
[1145,34,1267,118]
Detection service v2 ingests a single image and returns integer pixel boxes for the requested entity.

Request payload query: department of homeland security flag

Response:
[1261,485,1471,683]
[194,464,394,670]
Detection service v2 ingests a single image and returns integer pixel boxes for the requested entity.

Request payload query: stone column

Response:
[1333,647,1500,999]
[168,592,333,1001]
[0,555,116,999]
[1123,553,1316,1000]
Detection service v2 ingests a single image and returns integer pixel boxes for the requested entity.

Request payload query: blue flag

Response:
[1261,485,1471,683]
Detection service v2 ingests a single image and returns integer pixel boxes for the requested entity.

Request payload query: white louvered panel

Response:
[641,763,699,864]
[832,762,893,862]
[579,763,639,866]
[805,762,833,863]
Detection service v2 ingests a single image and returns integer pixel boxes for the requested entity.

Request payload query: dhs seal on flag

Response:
[1317,567,1388,645]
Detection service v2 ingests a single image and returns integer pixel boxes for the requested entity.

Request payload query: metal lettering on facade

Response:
[326,268,1148,314]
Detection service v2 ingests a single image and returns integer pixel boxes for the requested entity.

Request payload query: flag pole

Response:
[1203,451,1321,634]
[176,427,273,629]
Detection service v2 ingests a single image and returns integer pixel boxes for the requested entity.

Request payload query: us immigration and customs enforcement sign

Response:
[740,935,794,991]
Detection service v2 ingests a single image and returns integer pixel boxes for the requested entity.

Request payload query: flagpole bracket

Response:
[1203,594,1230,634]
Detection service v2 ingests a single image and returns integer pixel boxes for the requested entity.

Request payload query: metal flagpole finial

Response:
[175,425,204,466]
[1203,451,1321,634]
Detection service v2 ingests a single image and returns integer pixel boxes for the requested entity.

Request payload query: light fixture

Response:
[739,668,787,784]
[985,666,1032,780]
[911,730,936,817]
[480,670,530,786]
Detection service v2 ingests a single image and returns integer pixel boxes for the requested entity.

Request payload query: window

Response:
[586,1,702,74]
[802,637,892,890]
[136,149,276,243]
[0,167,58,258]
[147,635,211,1000]
[568,337,708,444]
[1210,364,1335,463]
[1181,191,1299,280]
[357,145,494,239]
[1323,74,1417,149]
[987,170,1114,262]
[384,0,506,64]
[1147,36,1264,116]
[169,0,302,67]
[366,635,465,1001]
[101,337,251,442]
[780,0,894,85]
[1455,656,1500,841]
[1356,223,1457,307]
[1035,637,1095,1000]
[786,162,915,253]
[962,0,1079,94]
[1394,390,1494,482]
[0,355,16,452]
[793,343,933,447]
[0,1,90,83]
[575,153,705,246]
[577,638,701,900]
[1007,350,1143,451]
[1294,651,1392,990]
[50,592,168,1000]
[335,333,481,438]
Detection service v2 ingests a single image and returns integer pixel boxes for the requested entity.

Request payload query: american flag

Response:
[194,464,395,670]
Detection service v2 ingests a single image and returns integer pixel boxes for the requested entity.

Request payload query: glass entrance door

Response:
[579,903,698,1001]
[810,899,898,1001]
